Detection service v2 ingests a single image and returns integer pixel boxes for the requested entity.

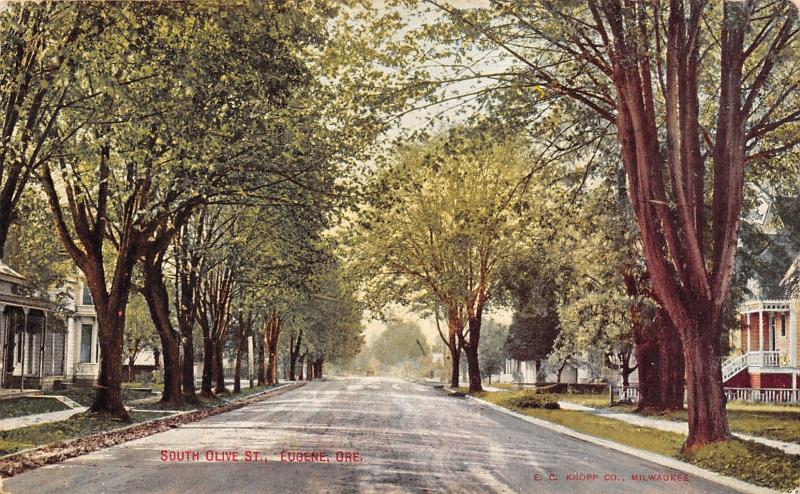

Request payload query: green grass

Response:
[469,390,800,492]
[131,384,275,411]
[635,407,800,444]
[0,397,71,419]
[0,411,170,456]
[61,387,154,407]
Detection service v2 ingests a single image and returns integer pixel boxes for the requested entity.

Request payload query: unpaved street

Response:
[5,377,736,493]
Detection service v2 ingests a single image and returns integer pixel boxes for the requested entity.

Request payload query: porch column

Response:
[20,308,29,391]
[759,309,764,353]
[0,304,5,389]
[790,304,798,368]
[38,312,47,386]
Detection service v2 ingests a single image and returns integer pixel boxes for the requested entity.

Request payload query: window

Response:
[781,314,787,337]
[82,286,92,305]
[80,324,93,363]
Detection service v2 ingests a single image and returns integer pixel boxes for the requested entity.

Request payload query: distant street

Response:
[5,377,736,493]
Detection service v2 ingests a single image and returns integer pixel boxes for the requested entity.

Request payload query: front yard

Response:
[0,411,171,456]
[0,398,70,419]
[466,389,800,492]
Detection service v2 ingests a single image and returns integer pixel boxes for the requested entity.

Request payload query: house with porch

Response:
[723,198,800,397]
[0,260,99,391]
[726,300,798,391]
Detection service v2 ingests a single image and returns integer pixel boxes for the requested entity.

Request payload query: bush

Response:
[535,383,608,395]
[502,392,560,410]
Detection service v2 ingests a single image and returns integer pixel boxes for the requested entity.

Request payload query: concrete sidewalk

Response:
[0,407,88,431]
[559,401,800,455]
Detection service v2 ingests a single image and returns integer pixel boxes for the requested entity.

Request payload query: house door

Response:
[768,314,777,351]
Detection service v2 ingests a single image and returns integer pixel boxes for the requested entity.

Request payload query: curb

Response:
[462,394,782,494]
[0,381,305,478]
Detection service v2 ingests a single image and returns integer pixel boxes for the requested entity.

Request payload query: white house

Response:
[0,259,99,390]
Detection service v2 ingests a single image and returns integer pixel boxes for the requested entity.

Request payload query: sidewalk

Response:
[0,407,87,431]
[559,401,800,455]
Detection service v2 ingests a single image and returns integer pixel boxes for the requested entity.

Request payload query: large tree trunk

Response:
[181,330,196,403]
[142,257,183,406]
[289,331,302,381]
[680,316,730,452]
[257,338,266,385]
[91,310,129,421]
[265,313,281,386]
[200,322,215,398]
[464,310,483,393]
[448,332,460,389]
[214,341,227,394]
[306,358,313,381]
[314,358,323,379]
[635,309,685,412]
[177,261,198,403]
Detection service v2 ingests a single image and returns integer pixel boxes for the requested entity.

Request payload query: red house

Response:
[724,300,799,401]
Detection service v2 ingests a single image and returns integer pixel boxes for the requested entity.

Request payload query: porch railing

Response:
[745,351,780,367]
[725,387,800,404]
[611,385,800,405]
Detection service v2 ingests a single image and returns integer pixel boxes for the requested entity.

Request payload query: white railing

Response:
[722,354,748,381]
[609,385,640,405]
[725,387,800,404]
[610,385,799,405]
[745,351,780,367]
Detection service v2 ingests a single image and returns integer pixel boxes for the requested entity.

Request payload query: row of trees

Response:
[1,2,370,420]
[347,0,800,451]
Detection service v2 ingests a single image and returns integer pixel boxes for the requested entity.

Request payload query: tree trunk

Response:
[128,357,135,382]
[91,311,129,421]
[265,313,281,386]
[142,255,184,406]
[200,323,215,398]
[314,358,323,379]
[464,311,483,393]
[181,330,197,403]
[680,317,730,452]
[306,358,313,381]
[233,322,243,393]
[257,337,266,386]
[214,341,227,394]
[635,309,685,412]
[448,334,460,389]
[556,358,568,384]
[177,263,198,403]
[289,331,302,381]
[298,352,306,381]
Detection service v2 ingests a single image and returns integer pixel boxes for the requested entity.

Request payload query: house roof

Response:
[0,259,26,286]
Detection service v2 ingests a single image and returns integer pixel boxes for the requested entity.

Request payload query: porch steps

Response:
[722,353,747,382]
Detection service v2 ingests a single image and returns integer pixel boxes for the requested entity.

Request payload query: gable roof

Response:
[0,259,26,286]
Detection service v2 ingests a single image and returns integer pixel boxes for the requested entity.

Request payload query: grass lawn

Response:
[0,411,171,456]
[0,398,71,419]
[62,387,155,407]
[634,406,800,445]
[469,390,800,492]
[131,384,276,411]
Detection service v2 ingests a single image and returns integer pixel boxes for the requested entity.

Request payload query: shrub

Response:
[502,392,560,410]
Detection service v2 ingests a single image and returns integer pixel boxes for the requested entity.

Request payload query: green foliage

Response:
[499,392,560,410]
[372,318,430,366]
[4,189,72,297]
[478,320,507,379]
[123,293,158,366]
